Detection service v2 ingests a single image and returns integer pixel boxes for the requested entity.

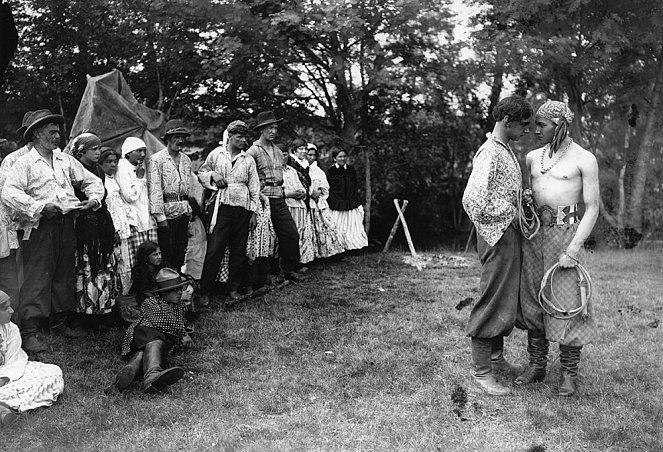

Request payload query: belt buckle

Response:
[556,206,566,226]
[540,207,555,227]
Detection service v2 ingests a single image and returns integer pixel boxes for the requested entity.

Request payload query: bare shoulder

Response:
[570,142,598,171]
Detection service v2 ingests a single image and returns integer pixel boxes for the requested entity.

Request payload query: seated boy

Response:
[0,291,64,427]
[107,268,195,394]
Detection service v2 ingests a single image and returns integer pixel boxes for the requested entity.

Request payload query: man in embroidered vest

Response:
[462,96,533,396]
[198,120,260,302]
[149,120,194,270]
[246,111,301,282]
[515,100,599,397]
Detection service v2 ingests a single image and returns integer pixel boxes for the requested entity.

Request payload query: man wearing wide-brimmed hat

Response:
[148,119,194,270]
[246,111,302,282]
[109,268,194,394]
[1,109,105,353]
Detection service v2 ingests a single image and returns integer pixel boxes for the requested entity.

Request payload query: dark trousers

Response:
[200,205,251,292]
[157,214,190,271]
[20,214,76,334]
[466,225,521,338]
[269,197,300,273]
[0,249,19,321]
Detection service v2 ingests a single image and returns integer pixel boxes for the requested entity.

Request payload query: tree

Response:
[469,0,663,245]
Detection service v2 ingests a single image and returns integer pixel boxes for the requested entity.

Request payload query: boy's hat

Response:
[154,268,189,293]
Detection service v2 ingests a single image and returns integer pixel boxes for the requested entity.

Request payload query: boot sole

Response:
[145,368,184,393]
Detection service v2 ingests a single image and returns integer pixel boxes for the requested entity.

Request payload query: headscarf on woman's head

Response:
[65,132,102,160]
[536,101,574,157]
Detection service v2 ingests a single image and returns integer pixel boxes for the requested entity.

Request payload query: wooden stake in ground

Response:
[393,198,419,259]
[377,199,408,264]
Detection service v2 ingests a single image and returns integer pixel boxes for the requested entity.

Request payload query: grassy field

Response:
[2,247,662,452]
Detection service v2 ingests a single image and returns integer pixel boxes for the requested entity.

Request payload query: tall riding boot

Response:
[142,340,184,393]
[515,332,549,385]
[105,351,144,394]
[491,336,520,376]
[472,337,510,396]
[559,345,582,397]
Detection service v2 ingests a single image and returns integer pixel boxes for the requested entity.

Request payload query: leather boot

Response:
[472,337,510,396]
[515,332,549,385]
[142,340,184,393]
[105,351,144,394]
[559,345,582,397]
[491,336,520,376]
[0,405,20,427]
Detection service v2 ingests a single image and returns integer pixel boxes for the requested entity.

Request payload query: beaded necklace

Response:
[540,139,573,174]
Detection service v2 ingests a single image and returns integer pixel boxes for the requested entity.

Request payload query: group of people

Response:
[0,108,368,425]
[463,97,599,397]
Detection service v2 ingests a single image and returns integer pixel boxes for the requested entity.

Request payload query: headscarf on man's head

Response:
[65,132,102,160]
[536,100,574,157]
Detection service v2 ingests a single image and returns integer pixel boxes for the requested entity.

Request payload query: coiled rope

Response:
[538,262,592,320]
[517,188,540,240]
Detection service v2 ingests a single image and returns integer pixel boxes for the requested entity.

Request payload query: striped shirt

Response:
[246,141,285,198]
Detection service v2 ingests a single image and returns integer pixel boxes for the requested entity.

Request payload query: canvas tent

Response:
[70,69,166,158]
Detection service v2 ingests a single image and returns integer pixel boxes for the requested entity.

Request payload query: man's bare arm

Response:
[566,152,600,260]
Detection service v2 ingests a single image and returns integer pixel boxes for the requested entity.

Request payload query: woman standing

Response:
[306,144,344,258]
[281,148,315,265]
[66,133,119,316]
[99,148,132,295]
[327,149,368,250]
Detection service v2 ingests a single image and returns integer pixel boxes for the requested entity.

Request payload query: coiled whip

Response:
[538,262,591,320]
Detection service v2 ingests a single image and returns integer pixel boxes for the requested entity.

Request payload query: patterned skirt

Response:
[310,207,345,259]
[329,205,368,250]
[0,361,64,412]
[288,206,315,264]
[127,228,158,270]
[74,248,122,315]
[518,222,596,346]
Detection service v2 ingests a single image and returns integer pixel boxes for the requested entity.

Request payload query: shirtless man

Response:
[515,100,599,397]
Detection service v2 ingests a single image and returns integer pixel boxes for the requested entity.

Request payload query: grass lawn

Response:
[2,247,662,452]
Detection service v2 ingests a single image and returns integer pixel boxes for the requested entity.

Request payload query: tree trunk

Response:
[363,146,371,234]
[625,55,663,232]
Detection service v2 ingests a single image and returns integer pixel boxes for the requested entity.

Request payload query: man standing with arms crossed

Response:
[515,100,599,397]
[462,96,533,396]
[246,111,301,282]
[198,120,260,303]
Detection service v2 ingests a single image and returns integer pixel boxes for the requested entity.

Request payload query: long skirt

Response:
[74,248,121,315]
[329,205,368,250]
[115,239,132,296]
[518,222,596,346]
[310,207,345,259]
[288,206,315,264]
[0,361,64,412]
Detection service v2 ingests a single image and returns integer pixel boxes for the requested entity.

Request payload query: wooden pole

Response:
[377,199,408,264]
[394,198,417,259]
[464,225,475,254]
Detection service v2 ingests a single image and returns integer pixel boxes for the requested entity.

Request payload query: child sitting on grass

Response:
[0,291,64,427]
[106,268,195,394]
